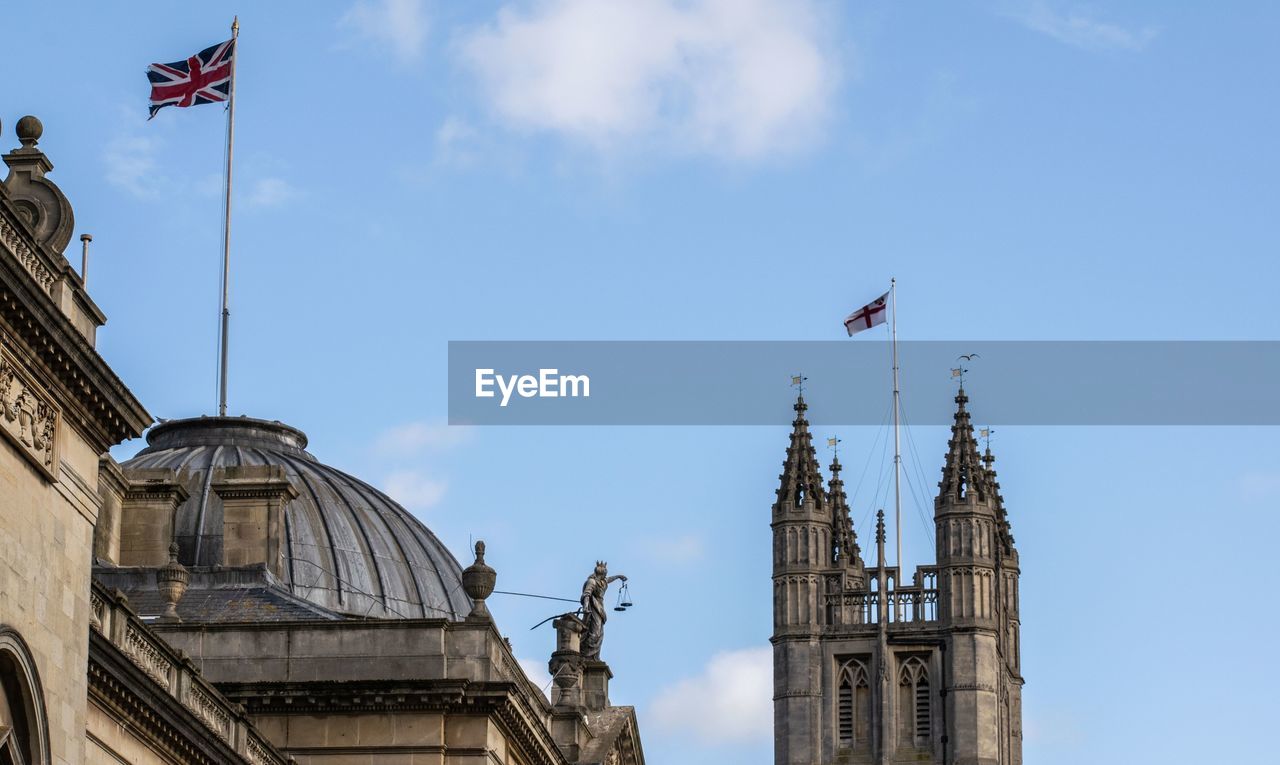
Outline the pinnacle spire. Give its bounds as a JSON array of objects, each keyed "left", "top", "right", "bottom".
[
  {"left": 937, "top": 386, "right": 991, "bottom": 504},
  {"left": 874, "top": 509, "right": 886, "bottom": 568},
  {"left": 775, "top": 393, "right": 827, "bottom": 511},
  {"left": 982, "top": 441, "right": 1016, "bottom": 553},
  {"left": 828, "top": 452, "right": 861, "bottom": 567}
]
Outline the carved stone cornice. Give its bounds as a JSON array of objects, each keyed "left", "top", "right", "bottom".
[
  {"left": 123, "top": 472, "right": 191, "bottom": 506},
  {"left": 0, "top": 341, "right": 59, "bottom": 479},
  {"left": 221, "top": 679, "right": 569, "bottom": 765},
  {"left": 0, "top": 281, "right": 149, "bottom": 453},
  {"left": 98, "top": 455, "right": 128, "bottom": 497},
  {"left": 0, "top": 183, "right": 148, "bottom": 454},
  {"left": 210, "top": 469, "right": 298, "bottom": 502}
]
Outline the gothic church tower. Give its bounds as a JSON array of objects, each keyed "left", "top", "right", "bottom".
[{"left": 771, "top": 388, "right": 1022, "bottom": 765}]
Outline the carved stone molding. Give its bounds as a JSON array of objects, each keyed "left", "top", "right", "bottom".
[
  {"left": 123, "top": 624, "right": 173, "bottom": 691},
  {"left": 90, "top": 590, "right": 105, "bottom": 631},
  {"left": 245, "top": 736, "right": 272, "bottom": 765},
  {"left": 0, "top": 342, "right": 58, "bottom": 480},
  {"left": 0, "top": 214, "right": 55, "bottom": 295},
  {"left": 186, "top": 683, "right": 232, "bottom": 741}
]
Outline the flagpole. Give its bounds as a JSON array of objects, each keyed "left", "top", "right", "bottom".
[
  {"left": 218, "top": 17, "right": 239, "bottom": 416},
  {"left": 890, "top": 278, "right": 903, "bottom": 594}
]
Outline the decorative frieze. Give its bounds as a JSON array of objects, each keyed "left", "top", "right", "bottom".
[{"left": 0, "top": 343, "right": 59, "bottom": 479}]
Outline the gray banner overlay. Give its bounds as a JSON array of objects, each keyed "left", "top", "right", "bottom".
[{"left": 447, "top": 341, "right": 1280, "bottom": 425}]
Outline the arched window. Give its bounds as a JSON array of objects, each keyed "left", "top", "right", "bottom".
[
  {"left": 898, "top": 656, "right": 931, "bottom": 748},
  {"left": 836, "top": 659, "right": 870, "bottom": 749},
  {"left": 0, "top": 629, "right": 48, "bottom": 765}
]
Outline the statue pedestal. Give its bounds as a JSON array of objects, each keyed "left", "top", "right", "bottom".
[{"left": 581, "top": 659, "right": 612, "bottom": 712}]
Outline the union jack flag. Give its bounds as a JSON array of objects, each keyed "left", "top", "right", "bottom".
[{"left": 147, "top": 39, "right": 235, "bottom": 119}]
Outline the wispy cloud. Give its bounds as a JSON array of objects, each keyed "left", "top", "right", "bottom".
[
  {"left": 382, "top": 469, "right": 448, "bottom": 510},
  {"left": 103, "top": 135, "right": 168, "bottom": 199},
  {"left": 243, "top": 177, "right": 299, "bottom": 209},
  {"left": 649, "top": 646, "right": 772, "bottom": 744},
  {"left": 1008, "top": 1, "right": 1157, "bottom": 52},
  {"left": 457, "top": 0, "right": 840, "bottom": 160},
  {"left": 434, "top": 116, "right": 480, "bottom": 166},
  {"left": 375, "top": 421, "right": 475, "bottom": 456},
  {"left": 340, "top": 0, "right": 430, "bottom": 64}
]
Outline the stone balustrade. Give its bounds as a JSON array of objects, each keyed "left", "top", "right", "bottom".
[
  {"left": 825, "top": 566, "right": 940, "bottom": 629},
  {"left": 89, "top": 582, "right": 290, "bottom": 765}
]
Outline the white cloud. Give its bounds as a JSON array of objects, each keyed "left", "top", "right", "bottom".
[
  {"left": 1009, "top": 1, "right": 1157, "bottom": 52},
  {"left": 649, "top": 646, "right": 772, "bottom": 744},
  {"left": 383, "top": 469, "right": 448, "bottom": 510},
  {"left": 103, "top": 135, "right": 166, "bottom": 198},
  {"left": 375, "top": 421, "right": 475, "bottom": 455},
  {"left": 340, "top": 0, "right": 430, "bottom": 64},
  {"left": 457, "top": 0, "right": 839, "bottom": 160},
  {"left": 243, "top": 177, "right": 299, "bottom": 209}
]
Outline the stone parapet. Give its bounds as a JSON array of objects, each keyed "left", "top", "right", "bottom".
[{"left": 89, "top": 581, "right": 289, "bottom": 765}]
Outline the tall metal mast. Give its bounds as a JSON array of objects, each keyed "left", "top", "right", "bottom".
[
  {"left": 890, "top": 278, "right": 903, "bottom": 580},
  {"left": 217, "top": 16, "right": 239, "bottom": 416}
]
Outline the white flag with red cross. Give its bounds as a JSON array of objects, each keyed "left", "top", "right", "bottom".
[{"left": 843, "top": 292, "right": 889, "bottom": 336}]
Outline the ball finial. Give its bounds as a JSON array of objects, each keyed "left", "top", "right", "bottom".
[{"left": 15, "top": 115, "right": 43, "bottom": 148}]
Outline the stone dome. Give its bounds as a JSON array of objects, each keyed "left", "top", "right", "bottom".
[{"left": 122, "top": 416, "right": 472, "bottom": 620}]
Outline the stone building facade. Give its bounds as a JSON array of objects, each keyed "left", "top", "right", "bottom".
[
  {"left": 0, "top": 113, "right": 644, "bottom": 765},
  {"left": 771, "top": 392, "right": 1023, "bottom": 765}
]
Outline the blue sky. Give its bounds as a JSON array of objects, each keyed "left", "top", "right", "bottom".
[{"left": 5, "top": 1, "right": 1280, "bottom": 763}]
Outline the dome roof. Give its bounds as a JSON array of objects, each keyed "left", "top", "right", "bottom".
[{"left": 122, "top": 416, "right": 472, "bottom": 621}]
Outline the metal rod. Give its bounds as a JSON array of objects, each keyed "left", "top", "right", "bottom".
[
  {"left": 492, "top": 589, "right": 580, "bottom": 604},
  {"left": 218, "top": 17, "right": 239, "bottom": 417},
  {"left": 79, "top": 234, "right": 92, "bottom": 286},
  {"left": 890, "top": 278, "right": 903, "bottom": 583}
]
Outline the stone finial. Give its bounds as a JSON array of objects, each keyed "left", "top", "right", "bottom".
[
  {"left": 15, "top": 116, "right": 42, "bottom": 149},
  {"left": 156, "top": 542, "right": 189, "bottom": 622},
  {"left": 461, "top": 540, "right": 497, "bottom": 621},
  {"left": 4, "top": 114, "right": 73, "bottom": 253}
]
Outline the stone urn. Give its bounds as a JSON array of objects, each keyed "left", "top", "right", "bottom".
[
  {"left": 155, "top": 542, "right": 189, "bottom": 622},
  {"left": 461, "top": 540, "right": 497, "bottom": 620}
]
